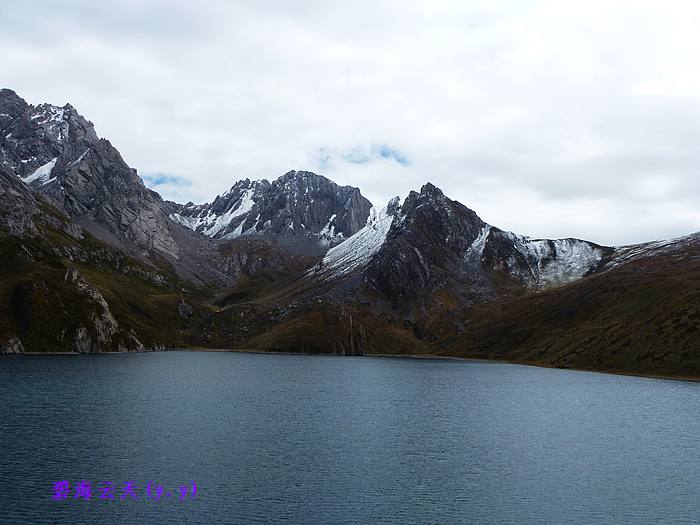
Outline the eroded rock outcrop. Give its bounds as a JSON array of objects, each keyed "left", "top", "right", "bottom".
[
  {"left": 64, "top": 268, "right": 144, "bottom": 353},
  {"left": 1, "top": 336, "right": 25, "bottom": 354}
]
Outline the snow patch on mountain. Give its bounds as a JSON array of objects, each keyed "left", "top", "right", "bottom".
[
  {"left": 168, "top": 171, "right": 372, "bottom": 246},
  {"left": 211, "top": 189, "right": 254, "bottom": 238},
  {"left": 30, "top": 105, "right": 69, "bottom": 142},
  {"left": 311, "top": 203, "right": 395, "bottom": 280},
  {"left": 170, "top": 188, "right": 255, "bottom": 238},
  {"left": 22, "top": 158, "right": 58, "bottom": 186},
  {"left": 465, "top": 225, "right": 492, "bottom": 266},
  {"left": 318, "top": 213, "right": 345, "bottom": 246},
  {"left": 69, "top": 148, "right": 90, "bottom": 166},
  {"left": 504, "top": 232, "right": 604, "bottom": 287},
  {"left": 605, "top": 234, "right": 698, "bottom": 268}
]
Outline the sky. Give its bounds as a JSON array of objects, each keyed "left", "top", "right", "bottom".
[{"left": 2, "top": 0, "right": 699, "bottom": 245}]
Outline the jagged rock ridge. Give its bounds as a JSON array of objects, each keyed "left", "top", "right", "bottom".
[
  {"left": 168, "top": 170, "right": 372, "bottom": 252},
  {"left": 0, "top": 88, "right": 179, "bottom": 257},
  {"left": 310, "top": 183, "right": 611, "bottom": 308}
]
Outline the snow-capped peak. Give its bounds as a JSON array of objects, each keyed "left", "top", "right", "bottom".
[{"left": 168, "top": 170, "right": 373, "bottom": 246}]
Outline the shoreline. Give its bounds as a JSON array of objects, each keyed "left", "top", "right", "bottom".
[
  {"left": 10, "top": 347, "right": 699, "bottom": 383},
  {"left": 367, "top": 352, "right": 700, "bottom": 383}
]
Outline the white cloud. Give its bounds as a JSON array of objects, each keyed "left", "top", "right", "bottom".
[{"left": 2, "top": 0, "right": 699, "bottom": 244}]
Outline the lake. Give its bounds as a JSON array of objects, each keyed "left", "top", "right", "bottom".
[{"left": 1, "top": 352, "right": 699, "bottom": 524}]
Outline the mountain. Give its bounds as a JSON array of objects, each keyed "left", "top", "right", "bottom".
[
  {"left": 199, "top": 184, "right": 699, "bottom": 377},
  {"left": 443, "top": 232, "right": 700, "bottom": 378},
  {"left": 167, "top": 170, "right": 373, "bottom": 253},
  {"left": 0, "top": 89, "right": 325, "bottom": 287},
  {"left": 0, "top": 88, "right": 180, "bottom": 258},
  {"left": 0, "top": 164, "right": 181, "bottom": 354},
  {"left": 0, "top": 88, "right": 697, "bottom": 379},
  {"left": 312, "top": 183, "right": 609, "bottom": 306}
]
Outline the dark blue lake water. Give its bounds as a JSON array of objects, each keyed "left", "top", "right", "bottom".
[{"left": 1, "top": 352, "right": 698, "bottom": 524}]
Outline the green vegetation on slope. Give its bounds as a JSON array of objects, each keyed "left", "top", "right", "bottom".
[
  {"left": 443, "top": 246, "right": 700, "bottom": 378},
  {"left": 0, "top": 224, "right": 212, "bottom": 352}
]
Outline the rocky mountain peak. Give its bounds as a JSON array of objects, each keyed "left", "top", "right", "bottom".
[
  {"left": 308, "top": 182, "right": 614, "bottom": 310},
  {"left": 0, "top": 89, "right": 29, "bottom": 118},
  {"left": 386, "top": 195, "right": 401, "bottom": 216},
  {"left": 362, "top": 185, "right": 489, "bottom": 305},
  {"left": 278, "top": 169, "right": 310, "bottom": 183},
  {"left": 397, "top": 183, "right": 485, "bottom": 236},
  {"left": 273, "top": 170, "right": 363, "bottom": 200},
  {"left": 169, "top": 169, "right": 373, "bottom": 252},
  {"left": 0, "top": 90, "right": 179, "bottom": 258},
  {"left": 419, "top": 182, "right": 444, "bottom": 197}
]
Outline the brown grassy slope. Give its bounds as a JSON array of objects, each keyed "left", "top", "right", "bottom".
[
  {"left": 442, "top": 243, "right": 700, "bottom": 378},
  {"left": 0, "top": 226, "right": 212, "bottom": 352},
  {"left": 194, "top": 236, "right": 700, "bottom": 380}
]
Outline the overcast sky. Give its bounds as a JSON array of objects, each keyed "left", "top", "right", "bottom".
[{"left": 2, "top": 0, "right": 699, "bottom": 245}]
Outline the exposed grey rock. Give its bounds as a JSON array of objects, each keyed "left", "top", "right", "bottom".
[
  {"left": 332, "top": 311, "right": 366, "bottom": 356},
  {"left": 1, "top": 90, "right": 372, "bottom": 287},
  {"left": 177, "top": 298, "right": 193, "bottom": 319},
  {"left": 168, "top": 170, "right": 372, "bottom": 252},
  {"left": 119, "top": 330, "right": 146, "bottom": 353},
  {"left": 73, "top": 326, "right": 92, "bottom": 354},
  {"left": 0, "top": 167, "right": 40, "bottom": 236},
  {"left": 363, "top": 183, "right": 489, "bottom": 306},
  {"left": 0, "top": 89, "right": 179, "bottom": 258},
  {"left": 1, "top": 336, "right": 25, "bottom": 354},
  {"left": 64, "top": 268, "right": 142, "bottom": 353},
  {"left": 310, "top": 182, "right": 612, "bottom": 310}
]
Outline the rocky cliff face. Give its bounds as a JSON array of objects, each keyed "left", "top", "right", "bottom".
[
  {"left": 63, "top": 268, "right": 146, "bottom": 353},
  {"left": 310, "top": 182, "right": 610, "bottom": 309},
  {"left": 0, "top": 89, "right": 179, "bottom": 258},
  {"left": 0, "top": 166, "right": 85, "bottom": 241},
  {"left": 0, "top": 149, "right": 181, "bottom": 354},
  {"left": 0, "top": 166, "right": 43, "bottom": 237},
  {"left": 363, "top": 183, "right": 489, "bottom": 306},
  {"left": 168, "top": 170, "right": 372, "bottom": 252}
]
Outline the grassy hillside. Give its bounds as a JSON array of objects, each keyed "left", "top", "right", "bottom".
[
  {"left": 2, "top": 170, "right": 697, "bottom": 379},
  {"left": 188, "top": 236, "right": 700, "bottom": 379},
  {"left": 0, "top": 225, "right": 211, "bottom": 352},
  {"left": 443, "top": 244, "right": 700, "bottom": 379}
]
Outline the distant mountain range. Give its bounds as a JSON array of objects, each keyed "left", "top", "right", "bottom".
[
  {"left": 1, "top": 88, "right": 698, "bottom": 379},
  {"left": 167, "top": 171, "right": 372, "bottom": 253}
]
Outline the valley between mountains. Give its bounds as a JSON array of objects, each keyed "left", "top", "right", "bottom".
[{"left": 1, "top": 88, "right": 698, "bottom": 379}]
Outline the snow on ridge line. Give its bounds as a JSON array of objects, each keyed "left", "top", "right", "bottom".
[
  {"left": 606, "top": 234, "right": 697, "bottom": 268},
  {"left": 170, "top": 189, "right": 257, "bottom": 238},
  {"left": 22, "top": 158, "right": 58, "bottom": 186},
  {"left": 204, "top": 188, "right": 255, "bottom": 237},
  {"left": 530, "top": 238, "right": 604, "bottom": 285},
  {"left": 500, "top": 231, "right": 604, "bottom": 287}
]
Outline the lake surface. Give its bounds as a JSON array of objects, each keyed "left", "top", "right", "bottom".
[{"left": 1, "top": 352, "right": 699, "bottom": 524}]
